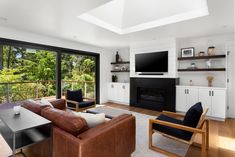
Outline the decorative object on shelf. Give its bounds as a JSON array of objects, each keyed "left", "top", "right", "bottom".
[
  {"left": 189, "top": 80, "right": 193, "bottom": 86},
  {"left": 207, "top": 76, "right": 214, "bottom": 87},
  {"left": 207, "top": 46, "right": 215, "bottom": 56},
  {"left": 121, "top": 66, "right": 127, "bottom": 71},
  {"left": 115, "top": 51, "right": 120, "bottom": 63},
  {"left": 112, "top": 75, "right": 118, "bottom": 82},
  {"left": 181, "top": 47, "right": 195, "bottom": 58},
  {"left": 198, "top": 51, "right": 205, "bottom": 56},
  {"left": 188, "top": 62, "right": 197, "bottom": 69},
  {"left": 13, "top": 105, "right": 21, "bottom": 115},
  {"left": 114, "top": 65, "right": 120, "bottom": 71},
  {"left": 206, "top": 59, "right": 212, "bottom": 68},
  {"left": 118, "top": 56, "right": 122, "bottom": 62}
]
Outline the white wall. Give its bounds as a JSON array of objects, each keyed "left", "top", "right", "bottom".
[
  {"left": 177, "top": 34, "right": 233, "bottom": 87},
  {"left": 0, "top": 26, "right": 112, "bottom": 104},
  {"left": 129, "top": 38, "right": 177, "bottom": 78}
]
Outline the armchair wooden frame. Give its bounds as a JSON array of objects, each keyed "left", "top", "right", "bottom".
[
  {"left": 149, "top": 108, "right": 209, "bottom": 157},
  {"left": 66, "top": 95, "right": 96, "bottom": 112}
]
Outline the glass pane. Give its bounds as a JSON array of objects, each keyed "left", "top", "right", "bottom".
[
  {"left": 61, "top": 53, "right": 96, "bottom": 99},
  {"left": 0, "top": 45, "right": 56, "bottom": 103}
]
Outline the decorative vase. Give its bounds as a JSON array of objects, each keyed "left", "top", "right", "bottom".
[
  {"left": 115, "top": 51, "right": 119, "bottom": 63},
  {"left": 207, "top": 46, "right": 215, "bottom": 56},
  {"left": 207, "top": 76, "right": 214, "bottom": 87}
]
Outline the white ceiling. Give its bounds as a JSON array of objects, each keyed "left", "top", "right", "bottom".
[
  {"left": 79, "top": 0, "right": 209, "bottom": 34},
  {"left": 0, "top": 0, "right": 234, "bottom": 48}
]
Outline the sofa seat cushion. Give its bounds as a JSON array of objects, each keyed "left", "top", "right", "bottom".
[
  {"left": 79, "top": 101, "right": 95, "bottom": 108},
  {"left": 22, "top": 100, "right": 52, "bottom": 115},
  {"left": 41, "top": 108, "right": 88, "bottom": 136},
  {"left": 152, "top": 114, "right": 192, "bottom": 141}
]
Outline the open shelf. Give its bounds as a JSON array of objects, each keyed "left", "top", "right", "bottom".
[
  {"left": 178, "top": 68, "right": 226, "bottom": 72},
  {"left": 111, "top": 61, "right": 130, "bottom": 64},
  {"left": 111, "top": 70, "right": 130, "bottom": 72},
  {"left": 178, "top": 55, "right": 226, "bottom": 60}
]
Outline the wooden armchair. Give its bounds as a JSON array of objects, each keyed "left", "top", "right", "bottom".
[
  {"left": 149, "top": 102, "right": 209, "bottom": 157},
  {"left": 65, "top": 89, "right": 96, "bottom": 112}
]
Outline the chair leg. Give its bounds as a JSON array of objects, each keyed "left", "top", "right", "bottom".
[
  {"left": 201, "top": 132, "right": 206, "bottom": 157},
  {"left": 205, "top": 120, "right": 209, "bottom": 150},
  {"left": 148, "top": 121, "right": 153, "bottom": 149}
]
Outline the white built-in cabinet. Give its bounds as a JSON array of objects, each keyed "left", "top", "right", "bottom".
[
  {"left": 107, "top": 83, "right": 130, "bottom": 104},
  {"left": 176, "top": 86, "right": 226, "bottom": 119}
]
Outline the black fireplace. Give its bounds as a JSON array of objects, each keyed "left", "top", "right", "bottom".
[{"left": 130, "top": 78, "right": 179, "bottom": 112}]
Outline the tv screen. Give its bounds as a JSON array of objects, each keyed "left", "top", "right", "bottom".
[{"left": 135, "top": 51, "right": 168, "bottom": 73}]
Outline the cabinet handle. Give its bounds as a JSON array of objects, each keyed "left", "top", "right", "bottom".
[
  {"left": 122, "top": 85, "right": 125, "bottom": 89},
  {"left": 209, "top": 91, "right": 211, "bottom": 96},
  {"left": 185, "top": 89, "right": 186, "bottom": 94},
  {"left": 187, "top": 89, "right": 189, "bottom": 94},
  {"left": 111, "top": 84, "right": 114, "bottom": 88},
  {"left": 212, "top": 91, "right": 214, "bottom": 96}
]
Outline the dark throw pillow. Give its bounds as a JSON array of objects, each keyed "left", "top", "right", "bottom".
[
  {"left": 67, "top": 89, "right": 83, "bottom": 102},
  {"left": 183, "top": 102, "right": 203, "bottom": 128}
]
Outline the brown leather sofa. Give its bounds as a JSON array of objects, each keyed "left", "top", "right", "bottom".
[{"left": 22, "top": 99, "right": 136, "bottom": 157}]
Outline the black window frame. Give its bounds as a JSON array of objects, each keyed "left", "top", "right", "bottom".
[{"left": 0, "top": 38, "right": 100, "bottom": 104}]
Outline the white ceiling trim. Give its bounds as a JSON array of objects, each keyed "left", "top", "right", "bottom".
[{"left": 79, "top": 7, "right": 209, "bottom": 35}]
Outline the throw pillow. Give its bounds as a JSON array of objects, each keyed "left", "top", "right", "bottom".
[{"left": 73, "top": 112, "right": 106, "bottom": 128}]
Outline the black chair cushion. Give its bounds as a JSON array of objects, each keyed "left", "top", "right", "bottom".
[
  {"left": 183, "top": 102, "right": 203, "bottom": 128},
  {"left": 79, "top": 101, "right": 95, "bottom": 108},
  {"left": 153, "top": 114, "right": 192, "bottom": 141},
  {"left": 67, "top": 89, "right": 83, "bottom": 102}
]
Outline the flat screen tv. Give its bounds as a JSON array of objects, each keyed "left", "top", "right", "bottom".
[{"left": 135, "top": 51, "right": 168, "bottom": 73}]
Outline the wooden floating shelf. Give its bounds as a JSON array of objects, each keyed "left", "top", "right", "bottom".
[
  {"left": 178, "top": 68, "right": 226, "bottom": 72},
  {"left": 111, "top": 61, "right": 130, "bottom": 64},
  {"left": 111, "top": 70, "right": 130, "bottom": 72},
  {"left": 178, "top": 55, "right": 226, "bottom": 60}
]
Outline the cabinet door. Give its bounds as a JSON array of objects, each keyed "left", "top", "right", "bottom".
[
  {"left": 186, "top": 88, "right": 199, "bottom": 110},
  {"left": 211, "top": 89, "right": 226, "bottom": 118},
  {"left": 122, "top": 84, "right": 130, "bottom": 104},
  {"left": 116, "top": 83, "right": 123, "bottom": 102},
  {"left": 176, "top": 87, "right": 187, "bottom": 112},
  {"left": 198, "top": 89, "right": 212, "bottom": 116},
  {"left": 108, "top": 83, "right": 116, "bottom": 101}
]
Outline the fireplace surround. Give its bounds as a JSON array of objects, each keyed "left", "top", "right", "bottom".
[{"left": 130, "top": 77, "right": 179, "bottom": 112}]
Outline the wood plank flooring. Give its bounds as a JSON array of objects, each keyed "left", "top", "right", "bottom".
[{"left": 0, "top": 102, "right": 234, "bottom": 157}]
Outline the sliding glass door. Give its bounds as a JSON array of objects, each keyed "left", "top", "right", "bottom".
[
  {"left": 61, "top": 53, "right": 96, "bottom": 99},
  {"left": 0, "top": 45, "right": 56, "bottom": 103}
]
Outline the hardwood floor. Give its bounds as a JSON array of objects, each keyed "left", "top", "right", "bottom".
[
  {"left": 1, "top": 102, "right": 234, "bottom": 157},
  {"left": 104, "top": 102, "right": 235, "bottom": 157}
]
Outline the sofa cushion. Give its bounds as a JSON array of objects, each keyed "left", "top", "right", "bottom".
[
  {"left": 183, "top": 102, "right": 203, "bottom": 128},
  {"left": 67, "top": 89, "right": 83, "bottom": 102},
  {"left": 73, "top": 112, "right": 105, "bottom": 128},
  {"left": 79, "top": 101, "right": 95, "bottom": 108},
  {"left": 49, "top": 99, "right": 66, "bottom": 110},
  {"left": 41, "top": 108, "right": 88, "bottom": 136},
  {"left": 22, "top": 100, "right": 52, "bottom": 115}
]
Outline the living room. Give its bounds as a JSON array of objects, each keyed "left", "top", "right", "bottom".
[{"left": 0, "top": 0, "right": 234, "bottom": 157}]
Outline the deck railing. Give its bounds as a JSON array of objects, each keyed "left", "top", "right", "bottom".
[{"left": 0, "top": 80, "right": 95, "bottom": 103}]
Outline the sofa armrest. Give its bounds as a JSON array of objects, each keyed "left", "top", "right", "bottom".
[
  {"left": 49, "top": 99, "right": 66, "bottom": 110},
  {"left": 77, "top": 114, "right": 136, "bottom": 157}
]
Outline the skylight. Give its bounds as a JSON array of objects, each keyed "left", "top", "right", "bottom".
[{"left": 78, "top": 0, "right": 209, "bottom": 35}]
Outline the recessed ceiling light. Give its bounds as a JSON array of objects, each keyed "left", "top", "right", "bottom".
[{"left": 0, "top": 17, "right": 8, "bottom": 22}]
